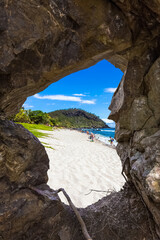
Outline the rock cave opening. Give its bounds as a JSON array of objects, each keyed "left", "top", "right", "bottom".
[
  {"left": 1, "top": 0, "right": 160, "bottom": 239},
  {"left": 23, "top": 59, "right": 125, "bottom": 208}
]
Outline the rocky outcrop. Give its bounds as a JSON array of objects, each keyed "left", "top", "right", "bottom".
[
  {"left": 0, "top": 0, "right": 160, "bottom": 239},
  {"left": 0, "top": 0, "right": 132, "bottom": 117},
  {"left": 0, "top": 120, "right": 49, "bottom": 185},
  {"left": 109, "top": 35, "right": 160, "bottom": 238},
  {"left": 0, "top": 119, "right": 63, "bottom": 239}
]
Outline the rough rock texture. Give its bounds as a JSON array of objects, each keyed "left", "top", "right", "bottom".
[
  {"left": 0, "top": 0, "right": 132, "bottom": 117},
  {"left": 13, "top": 184, "right": 157, "bottom": 240},
  {"left": 0, "top": 0, "right": 160, "bottom": 239},
  {"left": 0, "top": 120, "right": 49, "bottom": 185}
]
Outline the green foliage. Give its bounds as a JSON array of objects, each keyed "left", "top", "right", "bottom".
[
  {"left": 49, "top": 108, "right": 109, "bottom": 128},
  {"left": 19, "top": 123, "right": 53, "bottom": 131},
  {"left": 14, "top": 108, "right": 30, "bottom": 123},
  {"left": 41, "top": 142, "right": 55, "bottom": 150},
  {"left": 18, "top": 123, "right": 52, "bottom": 138},
  {"left": 45, "top": 146, "right": 55, "bottom": 150},
  {"left": 28, "top": 130, "right": 49, "bottom": 138},
  {"left": 50, "top": 117, "right": 59, "bottom": 126},
  {"left": 28, "top": 110, "right": 51, "bottom": 125},
  {"left": 12, "top": 109, "right": 58, "bottom": 126},
  {"left": 12, "top": 108, "right": 109, "bottom": 130}
]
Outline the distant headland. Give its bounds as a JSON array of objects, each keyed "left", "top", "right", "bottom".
[{"left": 49, "top": 108, "right": 110, "bottom": 129}]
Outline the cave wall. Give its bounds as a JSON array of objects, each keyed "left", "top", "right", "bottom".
[{"left": 0, "top": 0, "right": 160, "bottom": 239}]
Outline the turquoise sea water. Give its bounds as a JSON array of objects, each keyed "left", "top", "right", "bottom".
[{"left": 82, "top": 128, "right": 116, "bottom": 145}]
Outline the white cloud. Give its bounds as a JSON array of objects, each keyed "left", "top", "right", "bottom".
[
  {"left": 34, "top": 94, "right": 96, "bottom": 105},
  {"left": 73, "top": 93, "right": 86, "bottom": 97},
  {"left": 104, "top": 88, "right": 117, "bottom": 93},
  {"left": 23, "top": 104, "right": 33, "bottom": 108},
  {"left": 34, "top": 94, "right": 81, "bottom": 102},
  {"left": 81, "top": 100, "right": 95, "bottom": 104},
  {"left": 102, "top": 119, "right": 114, "bottom": 124},
  {"left": 102, "top": 118, "right": 115, "bottom": 127}
]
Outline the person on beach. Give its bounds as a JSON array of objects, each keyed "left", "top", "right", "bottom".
[
  {"left": 109, "top": 136, "right": 114, "bottom": 145},
  {"left": 90, "top": 132, "right": 95, "bottom": 142}
]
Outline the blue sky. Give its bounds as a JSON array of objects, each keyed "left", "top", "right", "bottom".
[{"left": 23, "top": 60, "right": 123, "bottom": 127}]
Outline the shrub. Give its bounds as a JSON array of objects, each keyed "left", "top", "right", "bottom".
[{"left": 14, "top": 108, "right": 30, "bottom": 123}]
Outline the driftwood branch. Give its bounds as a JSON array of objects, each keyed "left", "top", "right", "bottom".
[
  {"left": 29, "top": 186, "right": 93, "bottom": 240},
  {"left": 85, "top": 189, "right": 108, "bottom": 196},
  {"left": 55, "top": 188, "right": 93, "bottom": 240}
]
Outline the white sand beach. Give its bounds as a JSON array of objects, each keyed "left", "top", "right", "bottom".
[{"left": 39, "top": 129, "right": 125, "bottom": 208}]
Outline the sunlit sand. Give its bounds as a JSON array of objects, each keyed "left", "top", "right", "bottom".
[{"left": 39, "top": 129, "right": 125, "bottom": 208}]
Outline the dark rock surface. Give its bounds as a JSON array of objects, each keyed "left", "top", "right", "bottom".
[
  {"left": 0, "top": 0, "right": 132, "bottom": 117},
  {"left": 0, "top": 0, "right": 160, "bottom": 239},
  {"left": 0, "top": 120, "right": 49, "bottom": 185}
]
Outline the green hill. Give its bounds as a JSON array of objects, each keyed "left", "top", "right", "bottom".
[{"left": 48, "top": 108, "right": 109, "bottom": 128}]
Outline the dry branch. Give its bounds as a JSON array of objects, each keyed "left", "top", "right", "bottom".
[
  {"left": 56, "top": 188, "right": 93, "bottom": 240},
  {"left": 85, "top": 189, "right": 108, "bottom": 196},
  {"left": 29, "top": 186, "right": 93, "bottom": 240}
]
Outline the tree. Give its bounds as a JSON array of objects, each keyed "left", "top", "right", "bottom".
[
  {"left": 14, "top": 108, "right": 30, "bottom": 123},
  {"left": 28, "top": 110, "right": 48, "bottom": 124}
]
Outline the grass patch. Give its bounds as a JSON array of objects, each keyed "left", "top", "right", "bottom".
[
  {"left": 40, "top": 142, "right": 55, "bottom": 150},
  {"left": 18, "top": 123, "right": 53, "bottom": 131},
  {"left": 45, "top": 146, "right": 55, "bottom": 150},
  {"left": 41, "top": 142, "right": 48, "bottom": 145},
  {"left": 17, "top": 123, "right": 53, "bottom": 138},
  {"left": 29, "top": 130, "right": 49, "bottom": 138},
  {"left": 17, "top": 123, "right": 55, "bottom": 149}
]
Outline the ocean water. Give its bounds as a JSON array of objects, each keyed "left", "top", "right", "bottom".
[{"left": 82, "top": 128, "right": 117, "bottom": 146}]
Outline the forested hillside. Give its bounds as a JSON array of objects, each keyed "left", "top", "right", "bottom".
[{"left": 49, "top": 108, "right": 109, "bottom": 128}]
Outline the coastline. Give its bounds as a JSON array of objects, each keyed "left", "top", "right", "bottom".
[
  {"left": 38, "top": 128, "right": 125, "bottom": 208},
  {"left": 70, "top": 127, "right": 117, "bottom": 148},
  {"left": 78, "top": 129, "right": 116, "bottom": 149}
]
